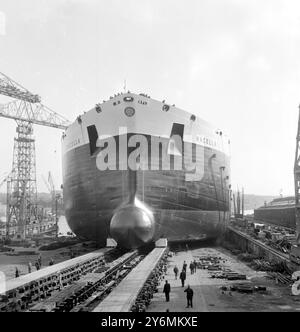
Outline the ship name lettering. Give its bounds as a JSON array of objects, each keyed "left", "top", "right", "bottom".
[{"left": 197, "top": 135, "right": 217, "bottom": 147}]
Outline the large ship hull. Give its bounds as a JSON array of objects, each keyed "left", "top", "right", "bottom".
[
  {"left": 62, "top": 93, "right": 231, "bottom": 248},
  {"left": 254, "top": 197, "right": 296, "bottom": 229}
]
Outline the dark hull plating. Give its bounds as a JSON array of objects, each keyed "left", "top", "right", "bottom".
[
  {"left": 63, "top": 134, "right": 230, "bottom": 246},
  {"left": 254, "top": 206, "right": 296, "bottom": 229}
]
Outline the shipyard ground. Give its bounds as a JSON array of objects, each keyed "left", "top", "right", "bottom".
[
  {"left": 147, "top": 247, "right": 300, "bottom": 312},
  {"left": 1, "top": 237, "right": 299, "bottom": 312},
  {"left": 0, "top": 240, "right": 97, "bottom": 280}
]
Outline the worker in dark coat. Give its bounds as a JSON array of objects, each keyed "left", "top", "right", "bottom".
[
  {"left": 15, "top": 267, "right": 20, "bottom": 278},
  {"left": 193, "top": 260, "right": 197, "bottom": 272},
  {"left": 28, "top": 262, "right": 32, "bottom": 274},
  {"left": 163, "top": 280, "right": 171, "bottom": 302},
  {"left": 189, "top": 262, "right": 194, "bottom": 275},
  {"left": 173, "top": 265, "right": 179, "bottom": 279},
  {"left": 179, "top": 270, "right": 186, "bottom": 287},
  {"left": 37, "top": 254, "right": 42, "bottom": 267},
  {"left": 184, "top": 285, "right": 194, "bottom": 308},
  {"left": 35, "top": 261, "right": 40, "bottom": 271},
  {"left": 182, "top": 261, "right": 187, "bottom": 273}
]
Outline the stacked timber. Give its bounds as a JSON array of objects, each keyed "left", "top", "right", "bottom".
[
  {"left": 229, "top": 284, "right": 267, "bottom": 294},
  {"left": 210, "top": 271, "right": 247, "bottom": 281},
  {"left": 195, "top": 256, "right": 224, "bottom": 270}
]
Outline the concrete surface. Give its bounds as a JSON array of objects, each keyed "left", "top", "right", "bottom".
[{"left": 147, "top": 247, "right": 300, "bottom": 312}]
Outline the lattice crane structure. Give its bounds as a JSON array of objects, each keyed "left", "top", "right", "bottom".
[{"left": 0, "top": 72, "right": 70, "bottom": 240}]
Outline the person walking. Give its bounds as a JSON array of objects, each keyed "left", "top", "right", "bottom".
[
  {"left": 193, "top": 260, "right": 197, "bottom": 273},
  {"left": 180, "top": 270, "right": 186, "bottom": 287},
  {"left": 35, "top": 261, "right": 40, "bottom": 271},
  {"left": 49, "top": 258, "right": 54, "bottom": 266},
  {"left": 173, "top": 265, "right": 179, "bottom": 280},
  {"left": 189, "top": 262, "right": 194, "bottom": 275},
  {"left": 28, "top": 261, "right": 32, "bottom": 274},
  {"left": 183, "top": 261, "right": 187, "bottom": 273},
  {"left": 184, "top": 285, "right": 194, "bottom": 308},
  {"left": 163, "top": 280, "right": 171, "bottom": 302},
  {"left": 15, "top": 267, "right": 20, "bottom": 278}
]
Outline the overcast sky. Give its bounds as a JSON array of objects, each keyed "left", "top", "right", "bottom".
[{"left": 0, "top": 0, "right": 300, "bottom": 196}]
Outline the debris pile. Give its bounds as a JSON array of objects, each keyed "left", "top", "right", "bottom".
[
  {"left": 195, "top": 255, "right": 247, "bottom": 281},
  {"left": 251, "top": 259, "right": 292, "bottom": 274},
  {"left": 230, "top": 218, "right": 296, "bottom": 256},
  {"left": 195, "top": 256, "right": 223, "bottom": 270},
  {"left": 267, "top": 238, "right": 292, "bottom": 254},
  {"left": 267, "top": 272, "right": 293, "bottom": 285},
  {"left": 211, "top": 271, "right": 247, "bottom": 281},
  {"left": 251, "top": 259, "right": 275, "bottom": 271},
  {"left": 224, "top": 283, "right": 267, "bottom": 294}
]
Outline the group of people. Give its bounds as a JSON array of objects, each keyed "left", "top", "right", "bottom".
[
  {"left": 189, "top": 260, "right": 197, "bottom": 275},
  {"left": 163, "top": 280, "right": 194, "bottom": 308},
  {"left": 29, "top": 256, "right": 54, "bottom": 272},
  {"left": 173, "top": 260, "right": 197, "bottom": 287},
  {"left": 15, "top": 254, "right": 55, "bottom": 278},
  {"left": 162, "top": 259, "right": 197, "bottom": 308},
  {"left": 34, "top": 254, "right": 42, "bottom": 271},
  {"left": 173, "top": 261, "right": 186, "bottom": 286}
]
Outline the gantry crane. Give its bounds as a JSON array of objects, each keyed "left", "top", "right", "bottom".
[
  {"left": 0, "top": 72, "right": 41, "bottom": 103},
  {"left": 0, "top": 71, "right": 70, "bottom": 240}
]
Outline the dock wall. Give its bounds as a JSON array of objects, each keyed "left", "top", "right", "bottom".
[{"left": 224, "top": 226, "right": 298, "bottom": 272}]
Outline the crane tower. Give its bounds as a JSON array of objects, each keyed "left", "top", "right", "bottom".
[{"left": 0, "top": 72, "right": 70, "bottom": 240}]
